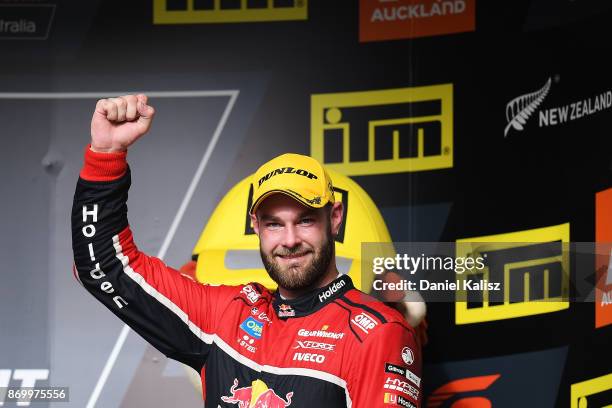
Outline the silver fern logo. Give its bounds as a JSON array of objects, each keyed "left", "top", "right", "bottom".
[{"left": 504, "top": 78, "right": 552, "bottom": 137}]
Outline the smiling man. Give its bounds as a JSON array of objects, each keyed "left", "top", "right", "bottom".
[
  {"left": 71, "top": 94, "right": 422, "bottom": 407},
  {"left": 250, "top": 154, "right": 341, "bottom": 300}
]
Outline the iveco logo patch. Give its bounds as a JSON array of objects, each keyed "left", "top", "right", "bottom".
[{"left": 293, "top": 352, "right": 325, "bottom": 364}]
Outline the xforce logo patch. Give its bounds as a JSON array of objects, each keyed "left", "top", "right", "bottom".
[
  {"left": 293, "top": 340, "right": 335, "bottom": 352},
  {"left": 311, "top": 84, "right": 453, "bottom": 176}
]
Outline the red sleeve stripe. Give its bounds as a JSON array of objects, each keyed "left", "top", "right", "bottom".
[
  {"left": 79, "top": 145, "right": 128, "bottom": 181},
  {"left": 112, "top": 227, "right": 214, "bottom": 344}
]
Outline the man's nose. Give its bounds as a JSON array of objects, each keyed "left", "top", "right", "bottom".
[{"left": 281, "top": 224, "right": 302, "bottom": 248}]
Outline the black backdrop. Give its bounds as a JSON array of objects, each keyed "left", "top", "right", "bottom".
[{"left": 1, "top": 0, "right": 611, "bottom": 406}]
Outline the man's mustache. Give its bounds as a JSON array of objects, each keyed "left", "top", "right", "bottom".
[{"left": 273, "top": 246, "right": 312, "bottom": 257}]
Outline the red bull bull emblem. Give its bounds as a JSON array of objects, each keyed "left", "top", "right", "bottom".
[
  {"left": 221, "top": 378, "right": 294, "bottom": 408},
  {"left": 278, "top": 304, "right": 295, "bottom": 318}
]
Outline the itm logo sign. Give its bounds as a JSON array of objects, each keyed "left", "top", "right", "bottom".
[
  {"left": 455, "top": 223, "right": 570, "bottom": 324},
  {"left": 571, "top": 373, "right": 612, "bottom": 408},
  {"left": 311, "top": 84, "right": 453, "bottom": 176},
  {"left": 153, "top": 0, "right": 307, "bottom": 24}
]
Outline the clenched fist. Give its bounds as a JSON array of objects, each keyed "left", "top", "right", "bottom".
[{"left": 90, "top": 94, "right": 155, "bottom": 153}]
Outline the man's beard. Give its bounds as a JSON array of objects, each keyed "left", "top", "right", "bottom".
[{"left": 261, "top": 230, "right": 334, "bottom": 291}]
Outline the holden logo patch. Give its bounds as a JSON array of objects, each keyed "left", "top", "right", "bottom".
[{"left": 401, "top": 347, "right": 414, "bottom": 365}]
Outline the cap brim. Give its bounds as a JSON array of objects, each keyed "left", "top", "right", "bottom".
[{"left": 249, "top": 189, "right": 326, "bottom": 215}]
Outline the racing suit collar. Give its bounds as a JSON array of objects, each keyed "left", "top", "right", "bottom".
[{"left": 273, "top": 274, "right": 353, "bottom": 319}]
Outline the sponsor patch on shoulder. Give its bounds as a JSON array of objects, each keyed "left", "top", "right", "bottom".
[
  {"left": 240, "top": 284, "right": 261, "bottom": 304},
  {"left": 350, "top": 312, "right": 379, "bottom": 334},
  {"left": 239, "top": 317, "right": 264, "bottom": 339},
  {"left": 383, "top": 392, "right": 417, "bottom": 408},
  {"left": 401, "top": 347, "right": 414, "bottom": 365},
  {"left": 385, "top": 362, "right": 421, "bottom": 387}
]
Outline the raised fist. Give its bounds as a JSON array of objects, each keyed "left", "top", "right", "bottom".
[{"left": 90, "top": 94, "right": 155, "bottom": 153}]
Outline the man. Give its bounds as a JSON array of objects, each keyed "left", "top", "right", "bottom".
[{"left": 72, "top": 94, "right": 422, "bottom": 407}]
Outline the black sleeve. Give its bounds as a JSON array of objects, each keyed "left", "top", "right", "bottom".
[{"left": 71, "top": 166, "right": 236, "bottom": 371}]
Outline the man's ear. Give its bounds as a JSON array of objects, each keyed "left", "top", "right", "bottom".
[
  {"left": 330, "top": 201, "right": 343, "bottom": 237},
  {"left": 250, "top": 213, "right": 260, "bottom": 235}
]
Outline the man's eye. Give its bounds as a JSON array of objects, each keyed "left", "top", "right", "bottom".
[
  {"left": 299, "top": 218, "right": 314, "bottom": 225},
  {"left": 266, "top": 222, "right": 281, "bottom": 228}
]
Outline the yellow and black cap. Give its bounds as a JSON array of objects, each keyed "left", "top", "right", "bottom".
[{"left": 249, "top": 153, "right": 335, "bottom": 215}]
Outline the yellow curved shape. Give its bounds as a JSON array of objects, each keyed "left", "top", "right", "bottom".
[{"left": 192, "top": 168, "right": 392, "bottom": 291}]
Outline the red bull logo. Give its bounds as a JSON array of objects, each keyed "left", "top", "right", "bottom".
[
  {"left": 278, "top": 304, "right": 296, "bottom": 318},
  {"left": 221, "top": 378, "right": 294, "bottom": 408}
]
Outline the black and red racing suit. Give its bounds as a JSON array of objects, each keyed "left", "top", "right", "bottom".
[{"left": 71, "top": 147, "right": 422, "bottom": 408}]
